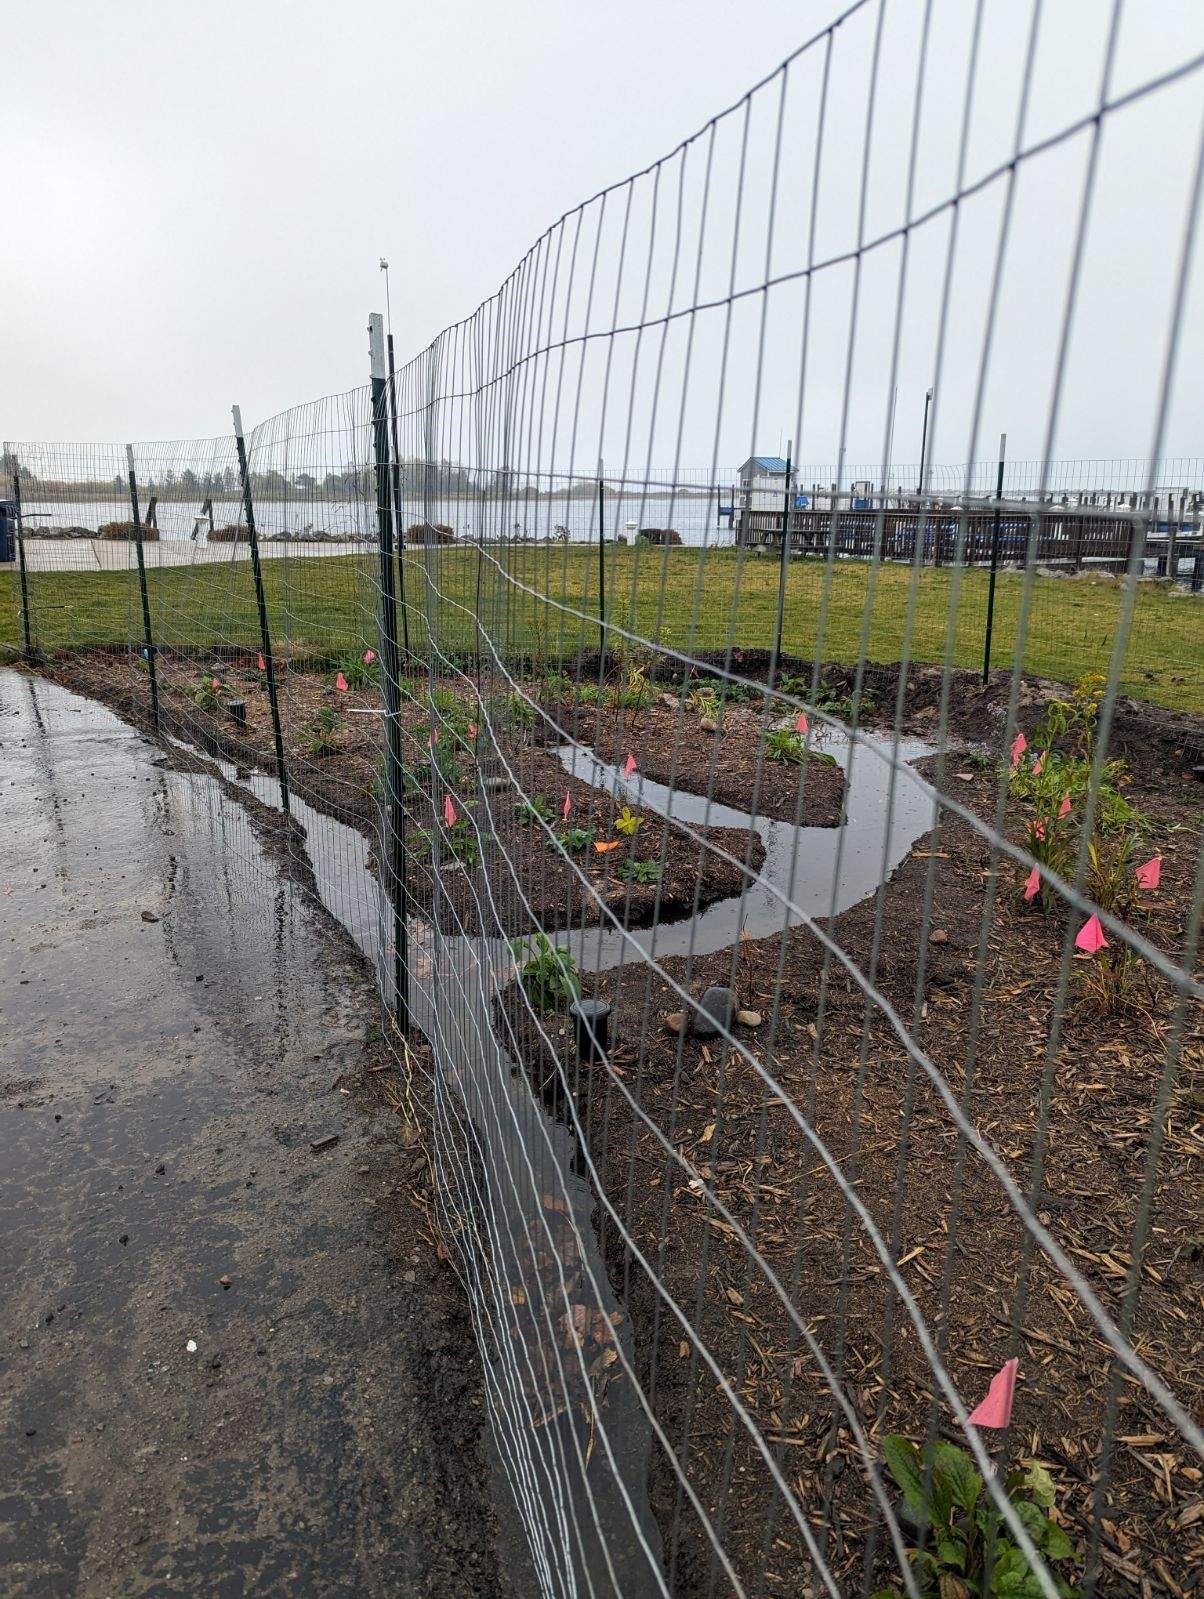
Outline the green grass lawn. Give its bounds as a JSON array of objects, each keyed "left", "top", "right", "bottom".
[{"left": 2, "top": 547, "right": 1201, "bottom": 712}]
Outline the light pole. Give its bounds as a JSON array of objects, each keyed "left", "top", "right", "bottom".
[{"left": 917, "top": 386, "right": 933, "bottom": 506}]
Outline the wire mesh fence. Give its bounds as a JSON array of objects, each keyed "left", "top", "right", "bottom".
[{"left": 3, "top": 4, "right": 1204, "bottom": 1597}]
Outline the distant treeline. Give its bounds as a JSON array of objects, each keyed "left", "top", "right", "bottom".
[{"left": 4, "top": 449, "right": 715, "bottom": 502}]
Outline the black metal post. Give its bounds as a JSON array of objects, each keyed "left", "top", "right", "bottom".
[
  {"left": 126, "top": 446, "right": 160, "bottom": 729},
  {"left": 11, "top": 466, "right": 33, "bottom": 660},
  {"left": 1164, "top": 490, "right": 1179, "bottom": 582},
  {"left": 232, "top": 405, "right": 289, "bottom": 815},
  {"left": 370, "top": 314, "right": 409, "bottom": 1035},
  {"left": 385, "top": 332, "right": 411, "bottom": 663},
  {"left": 982, "top": 432, "right": 1007, "bottom": 686},
  {"left": 917, "top": 387, "right": 933, "bottom": 505},
  {"left": 768, "top": 441, "right": 794, "bottom": 691},
  {"left": 596, "top": 461, "right": 607, "bottom": 668}
]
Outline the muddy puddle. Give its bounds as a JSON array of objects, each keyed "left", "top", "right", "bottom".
[{"left": 124, "top": 683, "right": 934, "bottom": 1599}]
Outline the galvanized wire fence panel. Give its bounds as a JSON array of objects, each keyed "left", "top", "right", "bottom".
[{"left": 3, "top": 4, "right": 1204, "bottom": 1598}]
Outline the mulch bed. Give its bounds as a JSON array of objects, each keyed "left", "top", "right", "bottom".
[
  {"left": 35, "top": 651, "right": 769, "bottom": 938},
  {"left": 542, "top": 691, "right": 847, "bottom": 826},
  {"left": 506, "top": 681, "right": 1204, "bottom": 1597}
]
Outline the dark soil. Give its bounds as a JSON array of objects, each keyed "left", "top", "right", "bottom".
[
  {"left": 42, "top": 651, "right": 766, "bottom": 937},
  {"left": 543, "top": 690, "right": 846, "bottom": 825}
]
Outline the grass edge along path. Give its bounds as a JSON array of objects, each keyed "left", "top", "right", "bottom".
[{"left": 1, "top": 548, "right": 1200, "bottom": 713}]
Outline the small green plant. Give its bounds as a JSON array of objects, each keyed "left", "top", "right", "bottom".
[
  {"left": 812, "top": 680, "right": 877, "bottom": 720},
  {"left": 575, "top": 682, "right": 604, "bottom": 706},
  {"left": 777, "top": 672, "right": 812, "bottom": 697},
  {"left": 441, "top": 814, "right": 479, "bottom": 867},
  {"left": 614, "top": 805, "right": 644, "bottom": 837},
  {"left": 687, "top": 685, "right": 722, "bottom": 722},
  {"left": 547, "top": 827, "right": 596, "bottom": 855},
  {"left": 614, "top": 660, "right": 651, "bottom": 709},
  {"left": 511, "top": 933, "right": 580, "bottom": 1010},
  {"left": 193, "top": 674, "right": 228, "bottom": 710},
  {"left": 304, "top": 705, "right": 339, "bottom": 757},
  {"left": 336, "top": 652, "right": 377, "bottom": 690},
  {"left": 506, "top": 691, "right": 535, "bottom": 728},
  {"left": 517, "top": 795, "right": 553, "bottom": 826},
  {"left": 618, "top": 858, "right": 661, "bottom": 884},
  {"left": 763, "top": 727, "right": 807, "bottom": 764},
  {"left": 875, "top": 1435, "right": 1079, "bottom": 1599},
  {"left": 429, "top": 685, "right": 471, "bottom": 732}
]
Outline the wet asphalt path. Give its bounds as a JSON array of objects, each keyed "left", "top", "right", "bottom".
[{"left": 0, "top": 670, "right": 504, "bottom": 1598}]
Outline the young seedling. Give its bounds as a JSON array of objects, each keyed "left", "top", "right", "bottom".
[
  {"left": 547, "top": 827, "right": 596, "bottom": 855},
  {"left": 614, "top": 805, "right": 644, "bottom": 837},
  {"left": 193, "top": 675, "right": 228, "bottom": 711},
  {"left": 510, "top": 933, "right": 581, "bottom": 1010},
  {"left": 874, "top": 1436, "right": 1078, "bottom": 1599},
  {"left": 304, "top": 705, "right": 339, "bottom": 757},
  {"left": 517, "top": 795, "right": 553, "bottom": 826},
  {"left": 618, "top": 858, "right": 661, "bottom": 884}
]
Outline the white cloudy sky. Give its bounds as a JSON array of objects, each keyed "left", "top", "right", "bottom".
[{"left": 4, "top": 0, "right": 1203, "bottom": 474}]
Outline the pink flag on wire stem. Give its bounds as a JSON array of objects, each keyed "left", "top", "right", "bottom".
[
  {"left": 1010, "top": 732, "right": 1028, "bottom": 769},
  {"left": 362, "top": 648, "right": 376, "bottom": 665},
  {"left": 968, "top": 1357, "right": 1019, "bottom": 1429},
  {"left": 1135, "top": 855, "right": 1162, "bottom": 891},
  {"left": 622, "top": 753, "right": 637, "bottom": 779},
  {"left": 443, "top": 794, "right": 457, "bottom": 828},
  {"left": 562, "top": 792, "right": 572, "bottom": 821},
  {"left": 795, "top": 711, "right": 809, "bottom": 735},
  {"left": 1075, "top": 913, "right": 1108, "bottom": 954},
  {"left": 257, "top": 653, "right": 266, "bottom": 673},
  {"left": 1023, "top": 865, "right": 1041, "bottom": 902},
  {"left": 1059, "top": 792, "right": 1072, "bottom": 819},
  {"left": 335, "top": 672, "right": 349, "bottom": 692}
]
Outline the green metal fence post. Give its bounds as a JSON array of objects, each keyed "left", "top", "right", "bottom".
[
  {"left": 11, "top": 463, "right": 33, "bottom": 660},
  {"left": 983, "top": 433, "right": 1007, "bottom": 685},
  {"left": 232, "top": 405, "right": 289, "bottom": 815},
  {"left": 126, "top": 446, "right": 160, "bottom": 729},
  {"left": 370, "top": 314, "right": 409, "bottom": 1035}
]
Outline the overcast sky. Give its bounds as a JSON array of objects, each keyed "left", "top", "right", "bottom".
[{"left": 4, "top": 0, "right": 1203, "bottom": 473}]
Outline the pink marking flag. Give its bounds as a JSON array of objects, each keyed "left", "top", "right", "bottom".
[
  {"left": 1031, "top": 754, "right": 1044, "bottom": 777},
  {"left": 1023, "top": 865, "right": 1041, "bottom": 902},
  {"left": 1134, "top": 855, "right": 1162, "bottom": 891},
  {"left": 968, "top": 1356, "right": 1019, "bottom": 1430},
  {"left": 468, "top": 722, "right": 478, "bottom": 740},
  {"left": 622, "top": 753, "right": 637, "bottom": 779},
  {"left": 335, "top": 672, "right": 349, "bottom": 692},
  {"left": 443, "top": 793, "right": 457, "bottom": 828},
  {"left": 1059, "top": 792, "right": 1072, "bottom": 819},
  {"left": 562, "top": 791, "right": 572, "bottom": 821},
  {"left": 257, "top": 653, "right": 266, "bottom": 673},
  {"left": 1075, "top": 913, "right": 1108, "bottom": 954},
  {"left": 1010, "top": 731, "right": 1028, "bottom": 769},
  {"left": 362, "top": 648, "right": 376, "bottom": 664},
  {"left": 795, "top": 712, "right": 809, "bottom": 736}
]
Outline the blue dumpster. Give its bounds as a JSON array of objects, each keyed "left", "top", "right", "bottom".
[{"left": 0, "top": 501, "right": 17, "bottom": 563}]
